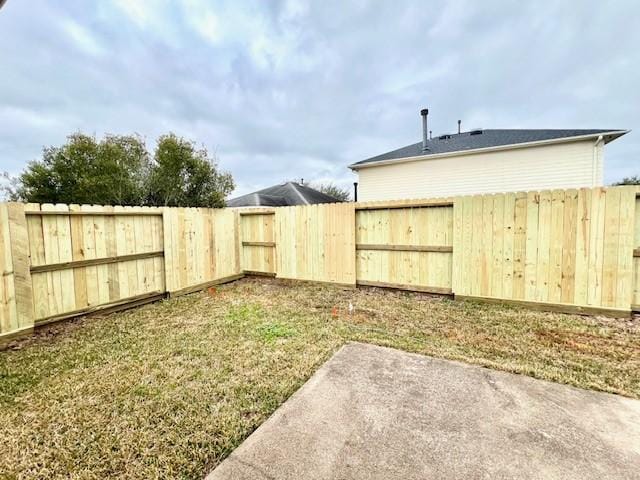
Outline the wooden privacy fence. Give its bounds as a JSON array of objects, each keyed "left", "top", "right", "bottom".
[
  {"left": 163, "top": 207, "right": 240, "bottom": 295},
  {"left": 25, "top": 204, "right": 166, "bottom": 326},
  {"left": 275, "top": 203, "right": 356, "bottom": 284},
  {"left": 0, "top": 203, "right": 243, "bottom": 343},
  {"left": 1, "top": 185, "right": 639, "bottom": 343},
  {"left": 356, "top": 200, "right": 453, "bottom": 294},
  {"left": 452, "top": 188, "right": 638, "bottom": 312}
]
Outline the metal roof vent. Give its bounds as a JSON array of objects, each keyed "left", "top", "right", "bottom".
[{"left": 420, "top": 108, "right": 429, "bottom": 151}]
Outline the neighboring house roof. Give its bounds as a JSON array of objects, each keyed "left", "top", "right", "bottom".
[
  {"left": 350, "top": 129, "right": 628, "bottom": 169},
  {"left": 227, "top": 182, "right": 342, "bottom": 207}
]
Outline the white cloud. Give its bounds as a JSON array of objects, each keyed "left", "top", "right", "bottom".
[
  {"left": 111, "top": 0, "right": 156, "bottom": 28},
  {"left": 61, "top": 18, "right": 104, "bottom": 56},
  {"left": 191, "top": 10, "right": 221, "bottom": 44}
]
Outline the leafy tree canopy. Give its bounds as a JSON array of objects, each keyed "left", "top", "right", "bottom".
[
  {"left": 147, "top": 134, "right": 234, "bottom": 208},
  {"left": 613, "top": 175, "right": 640, "bottom": 186},
  {"left": 5, "top": 132, "right": 234, "bottom": 207},
  {"left": 311, "top": 182, "right": 351, "bottom": 202},
  {"left": 10, "top": 133, "right": 149, "bottom": 205}
]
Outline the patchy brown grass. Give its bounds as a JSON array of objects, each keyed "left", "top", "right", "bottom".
[{"left": 1, "top": 277, "right": 638, "bottom": 479}]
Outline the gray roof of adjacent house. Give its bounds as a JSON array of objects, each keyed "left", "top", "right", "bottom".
[
  {"left": 227, "top": 182, "right": 342, "bottom": 207},
  {"left": 350, "top": 129, "right": 628, "bottom": 169}
]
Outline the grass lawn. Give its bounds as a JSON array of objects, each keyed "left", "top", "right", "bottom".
[{"left": 1, "top": 277, "right": 639, "bottom": 479}]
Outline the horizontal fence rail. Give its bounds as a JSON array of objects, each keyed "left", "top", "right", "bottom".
[
  {"left": 25, "top": 210, "right": 163, "bottom": 217},
  {"left": 29, "top": 251, "right": 165, "bottom": 274},
  {"left": 1, "top": 185, "right": 639, "bottom": 343},
  {"left": 355, "top": 200, "right": 454, "bottom": 210},
  {"left": 356, "top": 244, "right": 453, "bottom": 253}
]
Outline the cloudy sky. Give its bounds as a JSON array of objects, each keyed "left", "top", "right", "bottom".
[{"left": 0, "top": 0, "right": 638, "bottom": 197}]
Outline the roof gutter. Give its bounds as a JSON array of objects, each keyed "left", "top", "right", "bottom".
[{"left": 349, "top": 130, "right": 629, "bottom": 171}]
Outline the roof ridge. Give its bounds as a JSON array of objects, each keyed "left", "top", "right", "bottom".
[
  {"left": 288, "top": 182, "right": 310, "bottom": 205},
  {"left": 351, "top": 129, "right": 628, "bottom": 168}
]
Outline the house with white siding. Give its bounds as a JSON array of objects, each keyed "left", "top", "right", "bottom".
[{"left": 349, "top": 109, "right": 628, "bottom": 202}]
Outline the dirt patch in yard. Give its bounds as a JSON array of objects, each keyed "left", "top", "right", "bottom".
[
  {"left": 535, "top": 328, "right": 640, "bottom": 358},
  {"left": 1, "top": 277, "right": 639, "bottom": 479}
]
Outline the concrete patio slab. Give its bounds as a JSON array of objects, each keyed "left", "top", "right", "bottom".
[{"left": 207, "top": 342, "right": 640, "bottom": 480}]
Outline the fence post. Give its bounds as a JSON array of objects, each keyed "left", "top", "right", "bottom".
[
  {"left": 234, "top": 209, "right": 242, "bottom": 274},
  {"left": 628, "top": 187, "right": 640, "bottom": 311},
  {"left": 451, "top": 197, "right": 463, "bottom": 296},
  {"left": 162, "top": 207, "right": 176, "bottom": 294},
  {"left": 0, "top": 202, "right": 34, "bottom": 343}
]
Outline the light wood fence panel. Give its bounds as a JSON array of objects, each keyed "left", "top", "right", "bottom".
[
  {"left": 163, "top": 207, "right": 241, "bottom": 295},
  {"left": 0, "top": 204, "right": 17, "bottom": 337},
  {"left": 0, "top": 203, "right": 34, "bottom": 339},
  {"left": 275, "top": 203, "right": 356, "bottom": 285},
  {"left": 632, "top": 193, "right": 640, "bottom": 310},
  {"left": 25, "top": 204, "right": 165, "bottom": 325},
  {"left": 355, "top": 204, "right": 453, "bottom": 293},
  {"left": 2, "top": 186, "right": 639, "bottom": 343},
  {"left": 453, "top": 186, "right": 637, "bottom": 313}
]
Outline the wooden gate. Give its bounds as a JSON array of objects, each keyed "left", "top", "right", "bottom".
[
  {"left": 239, "top": 210, "right": 276, "bottom": 275},
  {"left": 355, "top": 201, "right": 454, "bottom": 293}
]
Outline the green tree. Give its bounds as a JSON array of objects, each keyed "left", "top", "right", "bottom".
[
  {"left": 13, "top": 133, "right": 149, "bottom": 205},
  {"left": 146, "top": 134, "right": 234, "bottom": 207},
  {"left": 613, "top": 175, "right": 640, "bottom": 185},
  {"left": 311, "top": 182, "right": 351, "bottom": 201},
  {"left": 8, "top": 132, "right": 234, "bottom": 207}
]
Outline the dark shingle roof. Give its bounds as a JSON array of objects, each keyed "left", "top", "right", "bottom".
[
  {"left": 227, "top": 182, "right": 342, "bottom": 207},
  {"left": 350, "top": 129, "right": 627, "bottom": 168}
]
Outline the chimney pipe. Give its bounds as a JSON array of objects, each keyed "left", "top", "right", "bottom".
[
  {"left": 429, "top": 130, "right": 432, "bottom": 140},
  {"left": 353, "top": 182, "right": 358, "bottom": 202},
  {"left": 458, "top": 120, "right": 461, "bottom": 134},
  {"left": 420, "top": 108, "right": 429, "bottom": 151}
]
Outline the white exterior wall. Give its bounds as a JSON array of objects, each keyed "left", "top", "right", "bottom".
[{"left": 356, "top": 140, "right": 604, "bottom": 202}]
